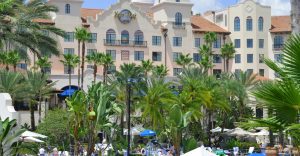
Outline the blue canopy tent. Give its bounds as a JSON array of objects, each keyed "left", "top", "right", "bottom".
[
  {"left": 140, "top": 130, "right": 156, "bottom": 137},
  {"left": 58, "top": 86, "right": 79, "bottom": 97}
]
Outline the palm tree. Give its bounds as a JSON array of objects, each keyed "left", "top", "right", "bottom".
[
  {"left": 175, "top": 53, "right": 192, "bottom": 68},
  {"left": 101, "top": 54, "right": 114, "bottom": 84},
  {"left": 203, "top": 32, "right": 217, "bottom": 74},
  {"left": 74, "top": 27, "right": 90, "bottom": 90},
  {"left": 221, "top": 43, "right": 235, "bottom": 72},
  {"left": 75, "top": 28, "right": 83, "bottom": 87},
  {"left": 7, "top": 51, "right": 20, "bottom": 72},
  {"left": 60, "top": 54, "right": 80, "bottom": 97},
  {"left": 138, "top": 79, "right": 174, "bottom": 130},
  {"left": 140, "top": 59, "right": 153, "bottom": 78},
  {"left": 0, "top": 52, "right": 9, "bottom": 70},
  {"left": 0, "top": 70, "right": 27, "bottom": 105},
  {"left": 86, "top": 52, "right": 103, "bottom": 83},
  {"left": 152, "top": 64, "right": 168, "bottom": 79},
  {"left": 36, "top": 56, "right": 52, "bottom": 75},
  {"left": 0, "top": 0, "right": 65, "bottom": 60},
  {"left": 25, "top": 71, "right": 55, "bottom": 130},
  {"left": 204, "top": 32, "right": 217, "bottom": 49},
  {"left": 199, "top": 45, "right": 213, "bottom": 73}
]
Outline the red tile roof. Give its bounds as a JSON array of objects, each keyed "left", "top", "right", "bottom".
[
  {"left": 191, "top": 15, "right": 230, "bottom": 34},
  {"left": 32, "top": 18, "right": 55, "bottom": 25},
  {"left": 270, "top": 16, "right": 292, "bottom": 33},
  {"left": 80, "top": 8, "right": 103, "bottom": 20}
]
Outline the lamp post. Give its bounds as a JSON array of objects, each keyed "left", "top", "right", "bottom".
[{"left": 126, "top": 78, "right": 136, "bottom": 156}]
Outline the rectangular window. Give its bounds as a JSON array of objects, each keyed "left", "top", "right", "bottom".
[
  {"left": 64, "top": 48, "right": 74, "bottom": 55},
  {"left": 173, "top": 68, "right": 183, "bottom": 76},
  {"left": 88, "top": 33, "right": 97, "bottom": 43},
  {"left": 173, "top": 52, "right": 181, "bottom": 62},
  {"left": 87, "top": 65, "right": 94, "bottom": 69},
  {"left": 247, "top": 39, "right": 253, "bottom": 48},
  {"left": 235, "top": 54, "right": 241, "bottom": 63},
  {"left": 213, "top": 54, "right": 222, "bottom": 63},
  {"left": 64, "top": 65, "right": 74, "bottom": 74},
  {"left": 213, "top": 37, "right": 221, "bottom": 48},
  {"left": 152, "top": 36, "right": 161, "bottom": 46},
  {"left": 234, "top": 39, "right": 240, "bottom": 48},
  {"left": 246, "top": 18, "right": 253, "bottom": 31},
  {"left": 259, "top": 69, "right": 265, "bottom": 76},
  {"left": 173, "top": 37, "right": 182, "bottom": 47},
  {"left": 121, "top": 51, "right": 129, "bottom": 61},
  {"left": 17, "top": 63, "right": 27, "bottom": 70},
  {"left": 247, "top": 54, "right": 253, "bottom": 63},
  {"left": 64, "top": 32, "right": 74, "bottom": 42},
  {"left": 194, "top": 38, "right": 201, "bottom": 48},
  {"left": 247, "top": 69, "right": 253, "bottom": 75},
  {"left": 134, "top": 51, "right": 144, "bottom": 61},
  {"left": 87, "top": 49, "right": 97, "bottom": 56},
  {"left": 259, "top": 54, "right": 264, "bottom": 63},
  {"left": 259, "top": 39, "right": 264, "bottom": 48},
  {"left": 107, "top": 65, "right": 116, "bottom": 74},
  {"left": 274, "top": 54, "right": 282, "bottom": 63},
  {"left": 193, "top": 53, "right": 201, "bottom": 62},
  {"left": 106, "top": 50, "right": 116, "bottom": 60},
  {"left": 152, "top": 52, "right": 162, "bottom": 61},
  {"left": 43, "top": 67, "right": 51, "bottom": 74}
]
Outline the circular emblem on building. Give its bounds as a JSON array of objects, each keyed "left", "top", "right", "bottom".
[{"left": 118, "top": 9, "right": 132, "bottom": 24}]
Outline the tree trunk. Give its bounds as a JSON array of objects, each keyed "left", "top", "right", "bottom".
[
  {"left": 74, "top": 126, "right": 79, "bottom": 156},
  {"left": 174, "top": 131, "right": 182, "bottom": 156},
  {"left": 207, "top": 110, "right": 212, "bottom": 147},
  {"left": 279, "top": 130, "right": 284, "bottom": 146},
  {"left": 81, "top": 42, "right": 85, "bottom": 90},
  {"left": 30, "top": 100, "right": 36, "bottom": 131},
  {"left": 291, "top": 0, "right": 300, "bottom": 34},
  {"left": 87, "top": 121, "right": 96, "bottom": 156},
  {"left": 69, "top": 66, "right": 72, "bottom": 99},
  {"left": 6, "top": 65, "right": 9, "bottom": 71},
  {"left": 38, "top": 93, "right": 42, "bottom": 123},
  {"left": 269, "top": 129, "right": 274, "bottom": 146},
  {"left": 223, "top": 57, "right": 226, "bottom": 73},
  {"left": 77, "top": 41, "right": 81, "bottom": 88},
  {"left": 13, "top": 65, "right": 16, "bottom": 72},
  {"left": 226, "top": 58, "right": 229, "bottom": 73},
  {"left": 103, "top": 65, "right": 107, "bottom": 84},
  {"left": 93, "top": 64, "right": 97, "bottom": 83}
]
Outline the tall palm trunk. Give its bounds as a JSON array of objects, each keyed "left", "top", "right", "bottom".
[
  {"left": 5, "top": 64, "right": 9, "bottom": 71},
  {"left": 38, "top": 92, "right": 42, "bottom": 123},
  {"left": 30, "top": 100, "right": 36, "bottom": 131},
  {"left": 93, "top": 64, "right": 97, "bottom": 83},
  {"left": 77, "top": 40, "right": 81, "bottom": 88},
  {"left": 103, "top": 65, "right": 107, "bottom": 84},
  {"left": 223, "top": 57, "right": 226, "bottom": 73},
  {"left": 13, "top": 65, "right": 16, "bottom": 72},
  {"left": 207, "top": 110, "right": 212, "bottom": 147},
  {"left": 291, "top": 0, "right": 300, "bottom": 34},
  {"left": 69, "top": 66, "right": 72, "bottom": 99},
  {"left": 81, "top": 42, "right": 85, "bottom": 90},
  {"left": 87, "top": 120, "right": 96, "bottom": 156},
  {"left": 226, "top": 58, "right": 229, "bottom": 73}
]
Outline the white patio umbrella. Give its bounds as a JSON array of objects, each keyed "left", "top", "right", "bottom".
[
  {"left": 21, "top": 136, "right": 44, "bottom": 143},
  {"left": 211, "top": 126, "right": 231, "bottom": 133},
  {"left": 226, "top": 128, "right": 254, "bottom": 136},
  {"left": 123, "top": 127, "right": 142, "bottom": 135},
  {"left": 21, "top": 131, "right": 47, "bottom": 139},
  {"left": 183, "top": 146, "right": 217, "bottom": 156}
]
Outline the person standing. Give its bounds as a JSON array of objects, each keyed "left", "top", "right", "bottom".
[{"left": 39, "top": 147, "right": 45, "bottom": 156}]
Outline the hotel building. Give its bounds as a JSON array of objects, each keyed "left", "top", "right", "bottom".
[{"left": 20, "top": 0, "right": 290, "bottom": 97}]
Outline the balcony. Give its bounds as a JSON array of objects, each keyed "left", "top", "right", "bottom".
[
  {"left": 103, "top": 39, "right": 147, "bottom": 47},
  {"left": 273, "top": 44, "right": 284, "bottom": 51},
  {"left": 172, "top": 22, "right": 186, "bottom": 29}
]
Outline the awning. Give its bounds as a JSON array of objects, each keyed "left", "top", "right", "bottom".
[{"left": 140, "top": 129, "right": 156, "bottom": 137}]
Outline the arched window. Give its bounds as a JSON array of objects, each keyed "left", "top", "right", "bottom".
[
  {"left": 175, "top": 12, "right": 182, "bottom": 25},
  {"left": 274, "top": 36, "right": 283, "bottom": 48},
  {"left": 134, "top": 30, "right": 144, "bottom": 45},
  {"left": 121, "top": 30, "right": 129, "bottom": 45},
  {"left": 65, "top": 4, "right": 70, "bottom": 14},
  {"left": 246, "top": 16, "right": 253, "bottom": 31},
  {"left": 258, "top": 17, "right": 263, "bottom": 31},
  {"left": 234, "top": 17, "right": 240, "bottom": 31},
  {"left": 106, "top": 29, "right": 116, "bottom": 44}
]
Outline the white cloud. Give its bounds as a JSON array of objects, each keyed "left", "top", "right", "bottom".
[
  {"left": 191, "top": 0, "right": 224, "bottom": 14},
  {"left": 191, "top": 0, "right": 290, "bottom": 16},
  {"left": 257, "top": 0, "right": 290, "bottom": 15}
]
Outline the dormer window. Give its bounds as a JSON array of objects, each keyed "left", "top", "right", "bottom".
[{"left": 65, "top": 4, "right": 70, "bottom": 14}]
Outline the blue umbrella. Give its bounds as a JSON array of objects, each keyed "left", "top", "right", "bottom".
[
  {"left": 140, "top": 129, "right": 156, "bottom": 137},
  {"left": 59, "top": 88, "right": 76, "bottom": 97}
]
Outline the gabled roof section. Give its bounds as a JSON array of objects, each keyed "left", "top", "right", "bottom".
[
  {"left": 191, "top": 15, "right": 230, "bottom": 34},
  {"left": 270, "top": 16, "right": 291, "bottom": 33},
  {"left": 81, "top": 8, "right": 104, "bottom": 20}
]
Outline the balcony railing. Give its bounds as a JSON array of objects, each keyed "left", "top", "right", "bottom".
[
  {"left": 172, "top": 22, "right": 186, "bottom": 29},
  {"left": 273, "top": 44, "right": 284, "bottom": 51},
  {"left": 103, "top": 39, "right": 147, "bottom": 47}
]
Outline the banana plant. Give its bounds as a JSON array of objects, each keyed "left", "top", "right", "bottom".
[{"left": 0, "top": 118, "right": 25, "bottom": 156}]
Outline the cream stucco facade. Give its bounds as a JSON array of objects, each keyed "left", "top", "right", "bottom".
[{"left": 21, "top": 0, "right": 290, "bottom": 91}]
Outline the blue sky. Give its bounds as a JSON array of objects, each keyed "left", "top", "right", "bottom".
[{"left": 82, "top": 0, "right": 290, "bottom": 15}]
